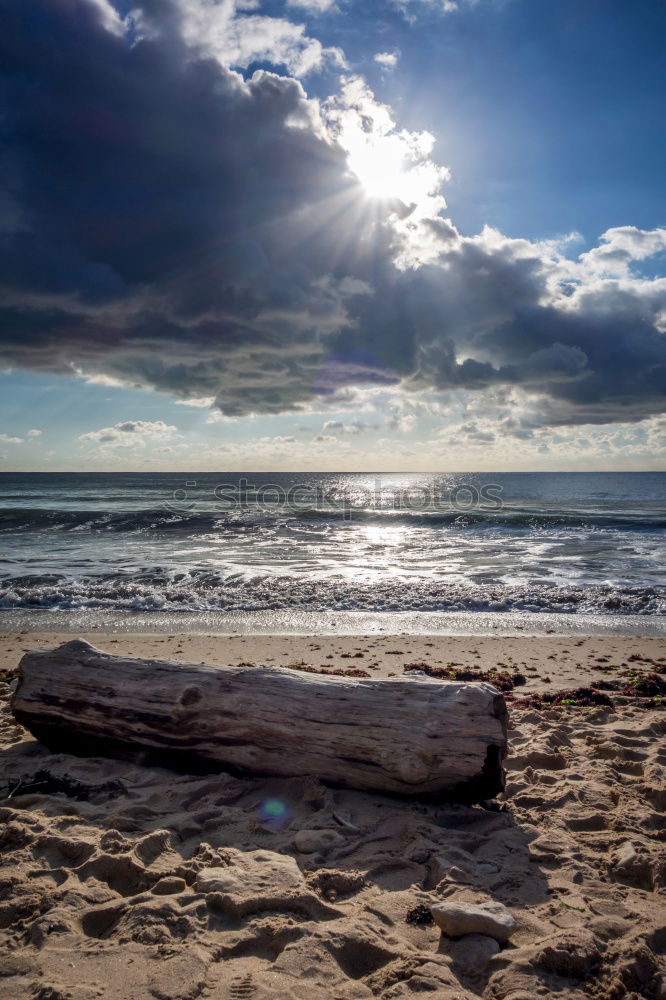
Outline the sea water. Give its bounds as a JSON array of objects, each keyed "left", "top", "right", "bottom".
[{"left": 0, "top": 472, "right": 663, "bottom": 631}]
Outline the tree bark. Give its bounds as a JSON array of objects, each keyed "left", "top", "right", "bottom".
[{"left": 12, "top": 639, "right": 507, "bottom": 801}]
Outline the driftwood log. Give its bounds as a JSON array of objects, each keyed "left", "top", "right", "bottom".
[{"left": 12, "top": 639, "right": 507, "bottom": 801}]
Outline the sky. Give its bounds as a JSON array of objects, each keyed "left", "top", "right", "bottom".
[{"left": 0, "top": 0, "right": 665, "bottom": 471}]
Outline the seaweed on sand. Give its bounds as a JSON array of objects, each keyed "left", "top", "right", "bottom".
[
  {"left": 1, "top": 769, "right": 126, "bottom": 802},
  {"left": 403, "top": 662, "right": 526, "bottom": 692},
  {"left": 284, "top": 663, "right": 371, "bottom": 679},
  {"left": 512, "top": 687, "right": 615, "bottom": 710},
  {"left": 621, "top": 672, "right": 666, "bottom": 697}
]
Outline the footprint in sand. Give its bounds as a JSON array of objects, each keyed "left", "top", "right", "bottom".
[{"left": 228, "top": 974, "right": 256, "bottom": 999}]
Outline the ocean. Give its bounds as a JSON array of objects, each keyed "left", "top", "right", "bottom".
[{"left": 0, "top": 471, "right": 664, "bottom": 634}]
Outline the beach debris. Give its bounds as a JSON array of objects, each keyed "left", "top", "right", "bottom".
[
  {"left": 2, "top": 768, "right": 125, "bottom": 803},
  {"left": 332, "top": 810, "right": 361, "bottom": 832},
  {"left": 316, "top": 664, "right": 372, "bottom": 678},
  {"left": 13, "top": 639, "right": 508, "bottom": 801},
  {"left": 403, "top": 662, "right": 526, "bottom": 692},
  {"left": 620, "top": 672, "right": 666, "bottom": 697},
  {"left": 512, "top": 687, "right": 614, "bottom": 710},
  {"left": 0, "top": 666, "right": 16, "bottom": 685},
  {"left": 405, "top": 904, "right": 434, "bottom": 926},
  {"left": 430, "top": 899, "right": 517, "bottom": 942}
]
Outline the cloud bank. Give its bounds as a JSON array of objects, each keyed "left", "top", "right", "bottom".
[{"left": 0, "top": 0, "right": 664, "bottom": 434}]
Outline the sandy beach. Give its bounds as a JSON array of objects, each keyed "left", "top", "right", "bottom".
[
  {"left": 1, "top": 631, "right": 665, "bottom": 1000},
  {"left": 1, "top": 631, "right": 665, "bottom": 691}
]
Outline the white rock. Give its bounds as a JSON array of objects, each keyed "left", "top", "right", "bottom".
[
  {"left": 610, "top": 839, "right": 652, "bottom": 890},
  {"left": 613, "top": 840, "right": 637, "bottom": 870},
  {"left": 431, "top": 900, "right": 516, "bottom": 942}
]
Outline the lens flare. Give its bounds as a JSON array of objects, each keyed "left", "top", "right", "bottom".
[{"left": 258, "top": 797, "right": 291, "bottom": 828}]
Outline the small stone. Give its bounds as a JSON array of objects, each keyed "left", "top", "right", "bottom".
[
  {"left": 610, "top": 839, "right": 653, "bottom": 890},
  {"left": 152, "top": 876, "right": 187, "bottom": 895},
  {"left": 613, "top": 840, "right": 637, "bottom": 869},
  {"left": 431, "top": 900, "right": 517, "bottom": 942},
  {"left": 293, "top": 829, "right": 344, "bottom": 854}
]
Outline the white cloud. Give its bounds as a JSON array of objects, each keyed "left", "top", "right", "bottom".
[
  {"left": 79, "top": 420, "right": 178, "bottom": 447},
  {"left": 0, "top": 433, "right": 22, "bottom": 444},
  {"left": 386, "top": 412, "right": 416, "bottom": 433},
  {"left": 85, "top": 0, "right": 126, "bottom": 35},
  {"left": 323, "top": 419, "right": 371, "bottom": 434},
  {"left": 73, "top": 368, "right": 134, "bottom": 389},
  {"left": 175, "top": 397, "right": 216, "bottom": 408},
  {"left": 374, "top": 50, "right": 399, "bottom": 69},
  {"left": 173, "top": 0, "right": 345, "bottom": 76},
  {"left": 577, "top": 226, "right": 666, "bottom": 279},
  {"left": 26, "top": 428, "right": 42, "bottom": 438},
  {"left": 396, "top": 0, "right": 465, "bottom": 14},
  {"left": 287, "top": 0, "right": 337, "bottom": 12},
  {"left": 2, "top": 0, "right": 664, "bottom": 447}
]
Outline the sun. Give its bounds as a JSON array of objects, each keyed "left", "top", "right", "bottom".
[
  {"left": 346, "top": 135, "right": 409, "bottom": 201},
  {"left": 327, "top": 78, "right": 449, "bottom": 225},
  {"left": 342, "top": 125, "right": 445, "bottom": 215}
]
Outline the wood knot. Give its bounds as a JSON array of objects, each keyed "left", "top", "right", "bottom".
[{"left": 179, "top": 686, "right": 202, "bottom": 707}]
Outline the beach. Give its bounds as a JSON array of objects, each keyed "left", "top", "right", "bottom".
[
  {"left": 0, "top": 630, "right": 665, "bottom": 690},
  {"left": 1, "top": 630, "right": 664, "bottom": 1000},
  {"left": 3, "top": 0, "right": 666, "bottom": 992},
  {"left": 1, "top": 470, "right": 665, "bottom": 998}
]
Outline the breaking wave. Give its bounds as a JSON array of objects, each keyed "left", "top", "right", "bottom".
[{"left": 0, "top": 571, "right": 663, "bottom": 615}]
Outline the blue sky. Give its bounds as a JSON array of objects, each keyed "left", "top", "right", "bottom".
[
  {"left": 288, "top": 0, "right": 666, "bottom": 241},
  {"left": 1, "top": 0, "right": 665, "bottom": 470}
]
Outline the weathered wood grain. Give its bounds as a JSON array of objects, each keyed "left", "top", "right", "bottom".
[{"left": 12, "top": 639, "right": 507, "bottom": 800}]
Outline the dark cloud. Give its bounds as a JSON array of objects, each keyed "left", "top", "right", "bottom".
[{"left": 0, "top": 0, "right": 665, "bottom": 427}]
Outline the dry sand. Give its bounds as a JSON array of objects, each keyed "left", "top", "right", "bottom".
[
  {"left": 1, "top": 632, "right": 665, "bottom": 999},
  {"left": 1, "top": 632, "right": 665, "bottom": 690}
]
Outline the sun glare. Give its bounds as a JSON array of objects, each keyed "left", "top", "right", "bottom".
[
  {"left": 347, "top": 136, "right": 409, "bottom": 201},
  {"left": 341, "top": 120, "right": 447, "bottom": 216},
  {"left": 327, "top": 78, "right": 449, "bottom": 222}
]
